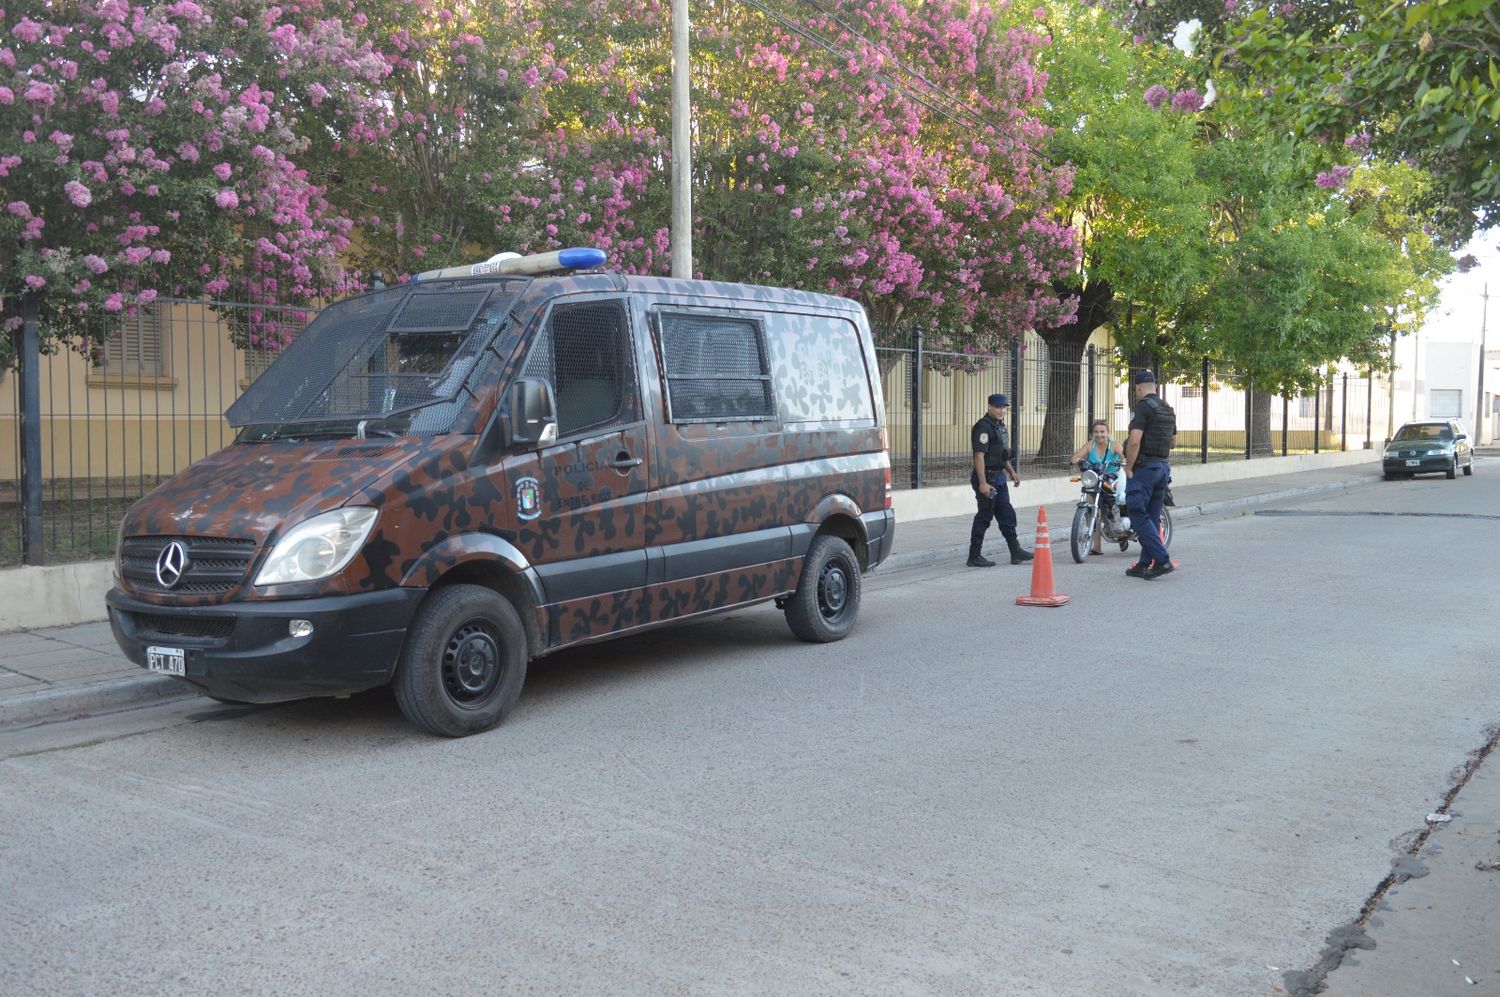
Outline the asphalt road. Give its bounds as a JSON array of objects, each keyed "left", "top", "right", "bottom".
[{"left": 2, "top": 472, "right": 1497, "bottom": 996}]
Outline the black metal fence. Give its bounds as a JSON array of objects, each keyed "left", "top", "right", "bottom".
[
  {"left": 2, "top": 297, "right": 307, "bottom": 567},
  {"left": 879, "top": 338, "right": 1392, "bottom": 489},
  {"left": 5, "top": 305, "right": 1393, "bottom": 568}
]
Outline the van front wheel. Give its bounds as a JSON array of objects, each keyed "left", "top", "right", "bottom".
[
  {"left": 394, "top": 585, "right": 528, "bottom": 737},
  {"left": 785, "top": 535, "right": 862, "bottom": 643}
]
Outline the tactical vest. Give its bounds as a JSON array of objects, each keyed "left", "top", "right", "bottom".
[
  {"left": 977, "top": 415, "right": 1010, "bottom": 471},
  {"left": 1139, "top": 394, "right": 1176, "bottom": 459}
]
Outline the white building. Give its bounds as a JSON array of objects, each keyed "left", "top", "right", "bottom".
[{"left": 1392, "top": 232, "right": 1498, "bottom": 444}]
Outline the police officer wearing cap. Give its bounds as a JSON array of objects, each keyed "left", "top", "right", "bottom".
[
  {"left": 967, "top": 393, "right": 1034, "bottom": 567},
  {"left": 1124, "top": 371, "right": 1177, "bottom": 579}
]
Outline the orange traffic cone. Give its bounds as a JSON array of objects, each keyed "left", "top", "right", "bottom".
[{"left": 1016, "top": 506, "right": 1070, "bottom": 607}]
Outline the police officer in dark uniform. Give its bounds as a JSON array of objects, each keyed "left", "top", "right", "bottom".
[
  {"left": 967, "top": 393, "right": 1034, "bottom": 567},
  {"left": 1124, "top": 371, "right": 1177, "bottom": 579}
]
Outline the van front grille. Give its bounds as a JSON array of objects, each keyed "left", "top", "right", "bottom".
[{"left": 121, "top": 535, "right": 259, "bottom": 596}]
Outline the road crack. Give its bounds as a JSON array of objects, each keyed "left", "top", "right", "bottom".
[{"left": 1283, "top": 722, "right": 1500, "bottom": 996}]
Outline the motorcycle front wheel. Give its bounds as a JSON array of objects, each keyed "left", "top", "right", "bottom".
[{"left": 1070, "top": 504, "right": 1095, "bottom": 564}]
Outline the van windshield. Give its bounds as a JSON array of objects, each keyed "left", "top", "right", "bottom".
[{"left": 226, "top": 279, "right": 526, "bottom": 436}]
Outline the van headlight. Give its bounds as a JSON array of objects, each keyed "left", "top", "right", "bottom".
[{"left": 254, "top": 508, "right": 379, "bottom": 586}]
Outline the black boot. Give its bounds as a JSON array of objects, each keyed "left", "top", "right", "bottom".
[
  {"left": 967, "top": 544, "right": 996, "bottom": 567},
  {"left": 1007, "top": 539, "right": 1034, "bottom": 565}
]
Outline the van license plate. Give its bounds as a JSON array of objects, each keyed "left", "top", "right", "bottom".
[
  {"left": 146, "top": 645, "right": 185, "bottom": 676},
  {"left": 1405, "top": 459, "right": 1420, "bottom": 467}
]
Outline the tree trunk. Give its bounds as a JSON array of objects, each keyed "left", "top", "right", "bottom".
[
  {"left": 1250, "top": 387, "right": 1274, "bottom": 456},
  {"left": 1036, "top": 280, "right": 1112, "bottom": 466}
]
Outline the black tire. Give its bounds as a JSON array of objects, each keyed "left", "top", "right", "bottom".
[
  {"left": 1069, "top": 505, "right": 1093, "bottom": 564},
  {"left": 786, "top": 535, "right": 862, "bottom": 643},
  {"left": 1446, "top": 459, "right": 1457, "bottom": 480},
  {"left": 393, "top": 584, "right": 528, "bottom": 737},
  {"left": 1383, "top": 471, "right": 1395, "bottom": 481},
  {"left": 1463, "top": 461, "right": 1473, "bottom": 476},
  {"left": 1160, "top": 505, "right": 1173, "bottom": 549}
]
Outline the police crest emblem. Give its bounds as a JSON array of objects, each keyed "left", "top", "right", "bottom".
[{"left": 515, "top": 476, "right": 542, "bottom": 520}]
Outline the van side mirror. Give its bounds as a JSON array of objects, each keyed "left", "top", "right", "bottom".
[{"left": 509, "top": 377, "right": 558, "bottom": 449}]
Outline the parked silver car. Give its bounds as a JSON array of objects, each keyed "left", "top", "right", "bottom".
[{"left": 1382, "top": 420, "right": 1474, "bottom": 480}]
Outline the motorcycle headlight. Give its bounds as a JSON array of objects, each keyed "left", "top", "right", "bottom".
[
  {"left": 1081, "top": 469, "right": 1100, "bottom": 488},
  {"left": 254, "top": 507, "right": 378, "bottom": 586}
]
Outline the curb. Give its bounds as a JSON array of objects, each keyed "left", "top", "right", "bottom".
[
  {"left": 0, "top": 673, "right": 195, "bottom": 729},
  {"left": 874, "top": 473, "right": 1381, "bottom": 576}
]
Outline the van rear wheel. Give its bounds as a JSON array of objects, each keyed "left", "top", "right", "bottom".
[
  {"left": 785, "top": 535, "right": 862, "bottom": 643},
  {"left": 394, "top": 584, "right": 527, "bottom": 737}
]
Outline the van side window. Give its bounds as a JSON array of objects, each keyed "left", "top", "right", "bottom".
[
  {"left": 523, "top": 299, "right": 640, "bottom": 437},
  {"left": 657, "top": 313, "right": 775, "bottom": 422}
]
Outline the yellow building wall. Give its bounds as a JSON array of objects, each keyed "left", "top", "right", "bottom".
[
  {"left": 880, "top": 329, "right": 1120, "bottom": 456},
  {"left": 1, "top": 300, "right": 256, "bottom": 485}
]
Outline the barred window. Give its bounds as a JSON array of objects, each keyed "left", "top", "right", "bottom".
[
  {"left": 656, "top": 312, "right": 774, "bottom": 422},
  {"left": 102, "top": 305, "right": 166, "bottom": 376},
  {"left": 1032, "top": 339, "right": 1049, "bottom": 408},
  {"left": 244, "top": 348, "right": 277, "bottom": 383},
  {"left": 521, "top": 298, "right": 639, "bottom": 438}
]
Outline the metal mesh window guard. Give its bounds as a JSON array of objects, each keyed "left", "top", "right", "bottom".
[
  {"left": 521, "top": 299, "right": 639, "bottom": 437},
  {"left": 225, "top": 280, "right": 521, "bottom": 428},
  {"left": 657, "top": 313, "right": 774, "bottom": 422}
]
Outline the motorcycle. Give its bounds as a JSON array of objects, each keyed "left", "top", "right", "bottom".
[{"left": 1068, "top": 464, "right": 1172, "bottom": 564}]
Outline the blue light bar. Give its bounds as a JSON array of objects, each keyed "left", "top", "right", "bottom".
[
  {"left": 414, "top": 247, "right": 609, "bottom": 281},
  {"left": 558, "top": 247, "right": 608, "bottom": 270}
]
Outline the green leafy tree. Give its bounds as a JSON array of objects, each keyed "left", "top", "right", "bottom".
[
  {"left": 1161, "top": 131, "right": 1449, "bottom": 451},
  {"left": 1033, "top": 4, "right": 1216, "bottom": 459},
  {"left": 1208, "top": 0, "right": 1500, "bottom": 245}
]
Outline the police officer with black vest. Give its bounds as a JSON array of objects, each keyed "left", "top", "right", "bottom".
[
  {"left": 967, "top": 393, "right": 1034, "bottom": 567},
  {"left": 1124, "top": 371, "right": 1177, "bottom": 579}
]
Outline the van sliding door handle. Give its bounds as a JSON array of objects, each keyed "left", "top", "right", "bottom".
[{"left": 610, "top": 453, "right": 643, "bottom": 469}]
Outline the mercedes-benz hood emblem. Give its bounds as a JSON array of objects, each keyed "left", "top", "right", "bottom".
[{"left": 155, "top": 541, "right": 189, "bottom": 589}]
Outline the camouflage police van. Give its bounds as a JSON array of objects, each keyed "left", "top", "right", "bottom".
[{"left": 107, "top": 249, "right": 895, "bottom": 736}]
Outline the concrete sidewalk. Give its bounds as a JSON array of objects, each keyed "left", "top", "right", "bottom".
[{"left": 0, "top": 459, "right": 1388, "bottom": 727}]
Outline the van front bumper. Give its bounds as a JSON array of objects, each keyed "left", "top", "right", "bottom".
[{"left": 107, "top": 586, "right": 426, "bottom": 703}]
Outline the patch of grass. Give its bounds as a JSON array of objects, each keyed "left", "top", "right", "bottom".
[{"left": 0, "top": 495, "right": 141, "bottom": 568}]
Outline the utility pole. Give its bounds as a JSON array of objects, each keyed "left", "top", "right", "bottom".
[
  {"left": 1386, "top": 323, "right": 1396, "bottom": 444},
  {"left": 1476, "top": 283, "right": 1490, "bottom": 442},
  {"left": 1412, "top": 324, "right": 1421, "bottom": 421},
  {"left": 670, "top": 0, "right": 693, "bottom": 279}
]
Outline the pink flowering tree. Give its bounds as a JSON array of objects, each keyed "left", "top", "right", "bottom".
[
  {"left": 311, "top": 0, "right": 553, "bottom": 282},
  {"left": 0, "top": 0, "right": 390, "bottom": 364},
  {"left": 1031, "top": 4, "right": 1214, "bottom": 459},
  {"left": 327, "top": 0, "right": 1078, "bottom": 354}
]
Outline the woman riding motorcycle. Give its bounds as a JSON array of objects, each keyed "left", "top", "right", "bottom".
[{"left": 1070, "top": 420, "right": 1127, "bottom": 555}]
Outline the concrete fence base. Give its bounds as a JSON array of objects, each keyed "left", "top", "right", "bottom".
[
  {"left": 892, "top": 449, "right": 1378, "bottom": 524},
  {"left": 0, "top": 559, "right": 115, "bottom": 633}
]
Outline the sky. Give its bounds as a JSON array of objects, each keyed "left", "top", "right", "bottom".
[{"left": 1424, "top": 228, "right": 1496, "bottom": 346}]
